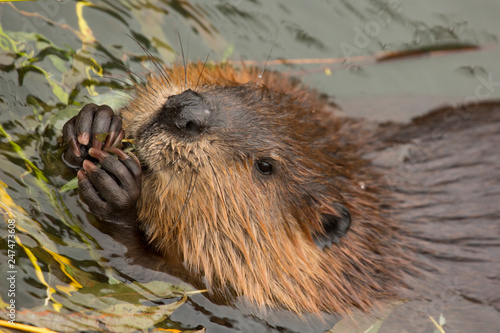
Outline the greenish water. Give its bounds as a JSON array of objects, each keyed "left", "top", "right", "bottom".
[{"left": 0, "top": 0, "right": 499, "bottom": 332}]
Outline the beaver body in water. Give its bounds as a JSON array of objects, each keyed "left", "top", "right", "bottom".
[{"left": 62, "top": 64, "right": 500, "bottom": 330}]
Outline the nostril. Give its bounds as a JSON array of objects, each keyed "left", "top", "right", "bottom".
[
  {"left": 185, "top": 120, "right": 195, "bottom": 131},
  {"left": 175, "top": 117, "right": 205, "bottom": 134},
  {"left": 184, "top": 120, "right": 201, "bottom": 132}
]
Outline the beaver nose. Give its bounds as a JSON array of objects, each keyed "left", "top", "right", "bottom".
[{"left": 163, "top": 89, "right": 211, "bottom": 135}]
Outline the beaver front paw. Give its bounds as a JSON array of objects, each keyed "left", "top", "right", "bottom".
[
  {"left": 77, "top": 147, "right": 142, "bottom": 226},
  {"left": 62, "top": 103, "right": 142, "bottom": 226},
  {"left": 62, "top": 103, "right": 124, "bottom": 169}
]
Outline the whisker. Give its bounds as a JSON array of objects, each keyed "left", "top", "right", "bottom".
[
  {"left": 256, "top": 42, "right": 275, "bottom": 86},
  {"left": 133, "top": 87, "right": 158, "bottom": 105},
  {"left": 127, "top": 34, "right": 173, "bottom": 88},
  {"left": 127, "top": 59, "right": 157, "bottom": 85},
  {"left": 143, "top": 48, "right": 171, "bottom": 87},
  {"left": 92, "top": 74, "right": 133, "bottom": 88},
  {"left": 164, "top": 169, "right": 199, "bottom": 245},
  {"left": 154, "top": 157, "right": 182, "bottom": 203},
  {"left": 106, "top": 91, "right": 134, "bottom": 104},
  {"left": 144, "top": 82, "right": 158, "bottom": 94},
  {"left": 195, "top": 53, "right": 210, "bottom": 90},
  {"left": 208, "top": 156, "right": 224, "bottom": 201},
  {"left": 125, "top": 69, "right": 147, "bottom": 85},
  {"left": 139, "top": 77, "right": 164, "bottom": 99},
  {"left": 186, "top": 32, "right": 191, "bottom": 86},
  {"left": 91, "top": 53, "right": 126, "bottom": 75},
  {"left": 177, "top": 32, "right": 188, "bottom": 88},
  {"left": 92, "top": 52, "right": 148, "bottom": 86}
]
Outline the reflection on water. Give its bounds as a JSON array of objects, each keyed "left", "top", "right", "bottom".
[{"left": 0, "top": 0, "right": 499, "bottom": 332}]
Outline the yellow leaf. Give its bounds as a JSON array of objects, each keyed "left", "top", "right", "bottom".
[
  {"left": 0, "top": 319, "right": 58, "bottom": 333},
  {"left": 45, "top": 247, "right": 84, "bottom": 293},
  {"left": 0, "top": 181, "right": 28, "bottom": 218},
  {"left": 76, "top": 1, "right": 96, "bottom": 44},
  {"left": 429, "top": 315, "right": 446, "bottom": 333},
  {"left": 16, "top": 237, "right": 62, "bottom": 311}
]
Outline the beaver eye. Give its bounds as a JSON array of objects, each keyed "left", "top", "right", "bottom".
[{"left": 256, "top": 160, "right": 273, "bottom": 175}]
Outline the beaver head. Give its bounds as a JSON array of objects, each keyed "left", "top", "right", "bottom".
[{"left": 120, "top": 63, "right": 404, "bottom": 314}]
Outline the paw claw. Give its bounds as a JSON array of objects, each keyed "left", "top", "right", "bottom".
[
  {"left": 78, "top": 132, "right": 90, "bottom": 146},
  {"left": 105, "top": 147, "right": 127, "bottom": 159},
  {"left": 77, "top": 169, "right": 87, "bottom": 181},
  {"left": 83, "top": 159, "right": 98, "bottom": 173},
  {"left": 69, "top": 138, "right": 81, "bottom": 157},
  {"left": 88, "top": 147, "right": 108, "bottom": 161}
]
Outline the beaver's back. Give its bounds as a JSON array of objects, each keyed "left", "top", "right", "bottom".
[{"left": 371, "top": 102, "right": 500, "bottom": 332}]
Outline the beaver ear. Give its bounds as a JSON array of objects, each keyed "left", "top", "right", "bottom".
[{"left": 313, "top": 203, "right": 351, "bottom": 250}]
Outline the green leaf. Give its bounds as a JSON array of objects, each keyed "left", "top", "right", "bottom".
[
  {"left": 438, "top": 313, "right": 446, "bottom": 326},
  {"left": 222, "top": 44, "right": 235, "bottom": 62},
  {"left": 364, "top": 319, "right": 384, "bottom": 333},
  {"left": 48, "top": 104, "right": 81, "bottom": 133},
  {"left": 95, "top": 132, "right": 109, "bottom": 143},
  {"left": 18, "top": 281, "right": 207, "bottom": 332},
  {"left": 328, "top": 301, "right": 403, "bottom": 333},
  {"left": 89, "top": 90, "right": 130, "bottom": 111},
  {"left": 60, "top": 176, "right": 79, "bottom": 193}
]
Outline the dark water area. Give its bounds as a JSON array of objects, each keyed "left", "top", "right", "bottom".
[{"left": 0, "top": 0, "right": 499, "bottom": 332}]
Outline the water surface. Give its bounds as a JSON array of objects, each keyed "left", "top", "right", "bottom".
[{"left": 0, "top": 1, "right": 499, "bottom": 332}]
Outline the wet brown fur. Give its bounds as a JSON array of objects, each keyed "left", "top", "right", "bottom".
[{"left": 120, "top": 63, "right": 412, "bottom": 315}]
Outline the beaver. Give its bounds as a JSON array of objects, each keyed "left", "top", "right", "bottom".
[{"left": 62, "top": 63, "right": 500, "bottom": 327}]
